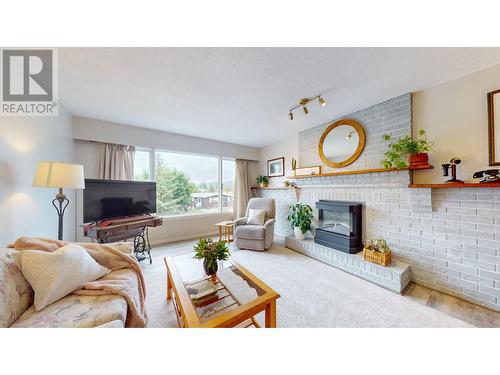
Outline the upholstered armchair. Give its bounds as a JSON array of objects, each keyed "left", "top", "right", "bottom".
[{"left": 233, "top": 198, "right": 276, "bottom": 251}]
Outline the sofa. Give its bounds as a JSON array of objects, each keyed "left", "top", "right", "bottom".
[
  {"left": 233, "top": 198, "right": 276, "bottom": 251},
  {"left": 0, "top": 243, "right": 134, "bottom": 328}
]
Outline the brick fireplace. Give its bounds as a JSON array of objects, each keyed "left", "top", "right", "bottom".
[{"left": 255, "top": 93, "right": 500, "bottom": 312}]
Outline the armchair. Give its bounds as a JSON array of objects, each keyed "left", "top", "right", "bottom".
[{"left": 233, "top": 198, "right": 276, "bottom": 251}]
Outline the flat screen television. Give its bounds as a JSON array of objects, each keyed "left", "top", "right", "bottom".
[{"left": 83, "top": 179, "right": 157, "bottom": 223}]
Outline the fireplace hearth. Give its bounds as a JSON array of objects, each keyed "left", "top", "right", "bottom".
[{"left": 314, "top": 200, "right": 362, "bottom": 254}]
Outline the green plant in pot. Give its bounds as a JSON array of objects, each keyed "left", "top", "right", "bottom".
[
  {"left": 381, "top": 129, "right": 433, "bottom": 169},
  {"left": 256, "top": 175, "right": 269, "bottom": 188},
  {"left": 193, "top": 238, "right": 230, "bottom": 277},
  {"left": 287, "top": 203, "right": 313, "bottom": 240}
]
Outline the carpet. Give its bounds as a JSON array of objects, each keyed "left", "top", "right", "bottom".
[{"left": 142, "top": 242, "right": 472, "bottom": 328}]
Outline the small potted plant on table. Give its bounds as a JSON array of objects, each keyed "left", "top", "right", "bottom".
[
  {"left": 193, "top": 238, "right": 230, "bottom": 278},
  {"left": 287, "top": 203, "right": 313, "bottom": 240},
  {"left": 363, "top": 238, "right": 392, "bottom": 266},
  {"left": 256, "top": 175, "right": 269, "bottom": 188},
  {"left": 381, "top": 129, "right": 433, "bottom": 169}
]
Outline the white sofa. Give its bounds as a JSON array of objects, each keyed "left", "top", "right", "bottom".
[{"left": 0, "top": 245, "right": 132, "bottom": 328}]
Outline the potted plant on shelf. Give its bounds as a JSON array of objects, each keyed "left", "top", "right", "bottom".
[
  {"left": 287, "top": 203, "right": 313, "bottom": 240},
  {"left": 193, "top": 238, "right": 230, "bottom": 277},
  {"left": 363, "top": 238, "right": 392, "bottom": 267},
  {"left": 381, "top": 129, "right": 433, "bottom": 169},
  {"left": 256, "top": 175, "right": 269, "bottom": 188}
]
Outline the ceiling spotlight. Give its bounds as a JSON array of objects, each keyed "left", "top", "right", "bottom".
[{"left": 289, "top": 94, "right": 327, "bottom": 120}]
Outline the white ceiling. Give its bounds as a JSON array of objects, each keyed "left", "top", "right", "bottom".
[{"left": 59, "top": 48, "right": 500, "bottom": 148}]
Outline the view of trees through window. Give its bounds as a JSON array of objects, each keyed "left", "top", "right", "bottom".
[
  {"left": 134, "top": 149, "right": 235, "bottom": 216},
  {"left": 134, "top": 150, "right": 150, "bottom": 181}
]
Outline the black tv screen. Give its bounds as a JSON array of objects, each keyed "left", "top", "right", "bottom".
[{"left": 83, "top": 179, "right": 157, "bottom": 223}]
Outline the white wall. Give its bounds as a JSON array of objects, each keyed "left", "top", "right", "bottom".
[
  {"left": 73, "top": 116, "right": 259, "bottom": 160},
  {"left": 0, "top": 106, "right": 75, "bottom": 245},
  {"left": 258, "top": 134, "right": 298, "bottom": 187},
  {"left": 413, "top": 63, "right": 500, "bottom": 183},
  {"left": 73, "top": 116, "right": 259, "bottom": 244}
]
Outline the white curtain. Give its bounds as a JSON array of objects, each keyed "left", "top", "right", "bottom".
[
  {"left": 233, "top": 159, "right": 253, "bottom": 218},
  {"left": 97, "top": 143, "right": 135, "bottom": 180}
]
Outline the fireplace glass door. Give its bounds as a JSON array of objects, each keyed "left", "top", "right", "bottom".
[{"left": 318, "top": 210, "right": 352, "bottom": 236}]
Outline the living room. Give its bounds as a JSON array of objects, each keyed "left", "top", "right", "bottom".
[{"left": 2, "top": 2, "right": 500, "bottom": 373}]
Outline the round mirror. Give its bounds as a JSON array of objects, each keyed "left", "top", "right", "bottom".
[{"left": 318, "top": 119, "right": 366, "bottom": 168}]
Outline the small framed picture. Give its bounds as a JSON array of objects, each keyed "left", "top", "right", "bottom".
[{"left": 267, "top": 157, "right": 285, "bottom": 177}]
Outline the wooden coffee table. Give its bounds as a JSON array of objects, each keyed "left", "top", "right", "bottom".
[{"left": 164, "top": 253, "right": 280, "bottom": 328}]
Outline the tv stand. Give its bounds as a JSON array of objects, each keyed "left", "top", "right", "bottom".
[{"left": 85, "top": 215, "right": 163, "bottom": 264}]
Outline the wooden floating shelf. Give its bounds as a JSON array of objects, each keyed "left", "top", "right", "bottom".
[
  {"left": 409, "top": 183, "right": 500, "bottom": 188},
  {"left": 287, "top": 165, "right": 433, "bottom": 179},
  {"left": 251, "top": 186, "right": 299, "bottom": 190}
]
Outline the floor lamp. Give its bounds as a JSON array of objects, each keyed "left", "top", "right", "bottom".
[{"left": 33, "top": 161, "right": 85, "bottom": 241}]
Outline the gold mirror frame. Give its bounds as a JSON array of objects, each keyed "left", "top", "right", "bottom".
[{"left": 318, "top": 118, "right": 366, "bottom": 168}]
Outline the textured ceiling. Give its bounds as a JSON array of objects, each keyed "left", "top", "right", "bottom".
[{"left": 59, "top": 48, "right": 500, "bottom": 148}]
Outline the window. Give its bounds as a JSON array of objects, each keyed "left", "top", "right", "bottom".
[
  {"left": 133, "top": 149, "right": 236, "bottom": 217},
  {"left": 222, "top": 159, "right": 235, "bottom": 212},
  {"left": 155, "top": 150, "right": 220, "bottom": 216},
  {"left": 134, "top": 149, "right": 151, "bottom": 181}
]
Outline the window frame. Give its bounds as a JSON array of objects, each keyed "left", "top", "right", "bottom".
[{"left": 134, "top": 147, "right": 235, "bottom": 217}]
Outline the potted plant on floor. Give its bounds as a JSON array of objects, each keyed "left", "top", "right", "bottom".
[
  {"left": 256, "top": 175, "right": 270, "bottom": 188},
  {"left": 363, "top": 238, "right": 392, "bottom": 267},
  {"left": 287, "top": 203, "right": 313, "bottom": 240},
  {"left": 381, "top": 129, "right": 433, "bottom": 169},
  {"left": 193, "top": 238, "right": 230, "bottom": 277}
]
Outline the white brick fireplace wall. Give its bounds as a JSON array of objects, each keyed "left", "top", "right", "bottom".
[{"left": 256, "top": 93, "right": 500, "bottom": 311}]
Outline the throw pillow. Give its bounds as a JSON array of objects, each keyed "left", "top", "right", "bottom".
[
  {"left": 20, "top": 243, "right": 111, "bottom": 311},
  {"left": 247, "top": 209, "right": 266, "bottom": 226}
]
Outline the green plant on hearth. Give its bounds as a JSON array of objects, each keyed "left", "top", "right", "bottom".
[
  {"left": 193, "top": 238, "right": 230, "bottom": 275},
  {"left": 256, "top": 175, "right": 269, "bottom": 186},
  {"left": 287, "top": 203, "right": 313, "bottom": 234},
  {"left": 381, "top": 129, "right": 433, "bottom": 169},
  {"left": 364, "top": 238, "right": 390, "bottom": 254}
]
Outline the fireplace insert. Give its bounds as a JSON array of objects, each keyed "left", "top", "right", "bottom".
[{"left": 314, "top": 200, "right": 362, "bottom": 254}]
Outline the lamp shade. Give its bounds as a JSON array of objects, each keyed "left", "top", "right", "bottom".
[{"left": 33, "top": 161, "right": 85, "bottom": 189}]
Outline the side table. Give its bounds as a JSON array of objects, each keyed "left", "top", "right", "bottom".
[{"left": 214, "top": 221, "right": 233, "bottom": 243}]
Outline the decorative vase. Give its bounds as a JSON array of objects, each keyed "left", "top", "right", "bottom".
[
  {"left": 294, "top": 227, "right": 306, "bottom": 240},
  {"left": 260, "top": 182, "right": 268, "bottom": 188},
  {"left": 409, "top": 153, "right": 429, "bottom": 168},
  {"left": 203, "top": 259, "right": 218, "bottom": 276}
]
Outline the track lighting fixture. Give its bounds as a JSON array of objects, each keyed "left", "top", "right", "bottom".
[{"left": 288, "top": 94, "right": 327, "bottom": 120}]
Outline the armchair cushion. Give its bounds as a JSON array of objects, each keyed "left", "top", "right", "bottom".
[
  {"left": 234, "top": 225, "right": 265, "bottom": 240},
  {"left": 247, "top": 209, "right": 266, "bottom": 226}
]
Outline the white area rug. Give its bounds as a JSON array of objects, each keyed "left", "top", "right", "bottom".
[{"left": 143, "top": 243, "right": 472, "bottom": 328}]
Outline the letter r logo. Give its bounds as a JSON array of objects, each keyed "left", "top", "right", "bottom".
[{"left": 2, "top": 49, "right": 53, "bottom": 102}]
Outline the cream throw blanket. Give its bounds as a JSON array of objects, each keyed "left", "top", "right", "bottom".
[{"left": 8, "top": 237, "right": 147, "bottom": 328}]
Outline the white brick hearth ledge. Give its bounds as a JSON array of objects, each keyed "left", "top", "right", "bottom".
[{"left": 286, "top": 236, "right": 411, "bottom": 293}]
